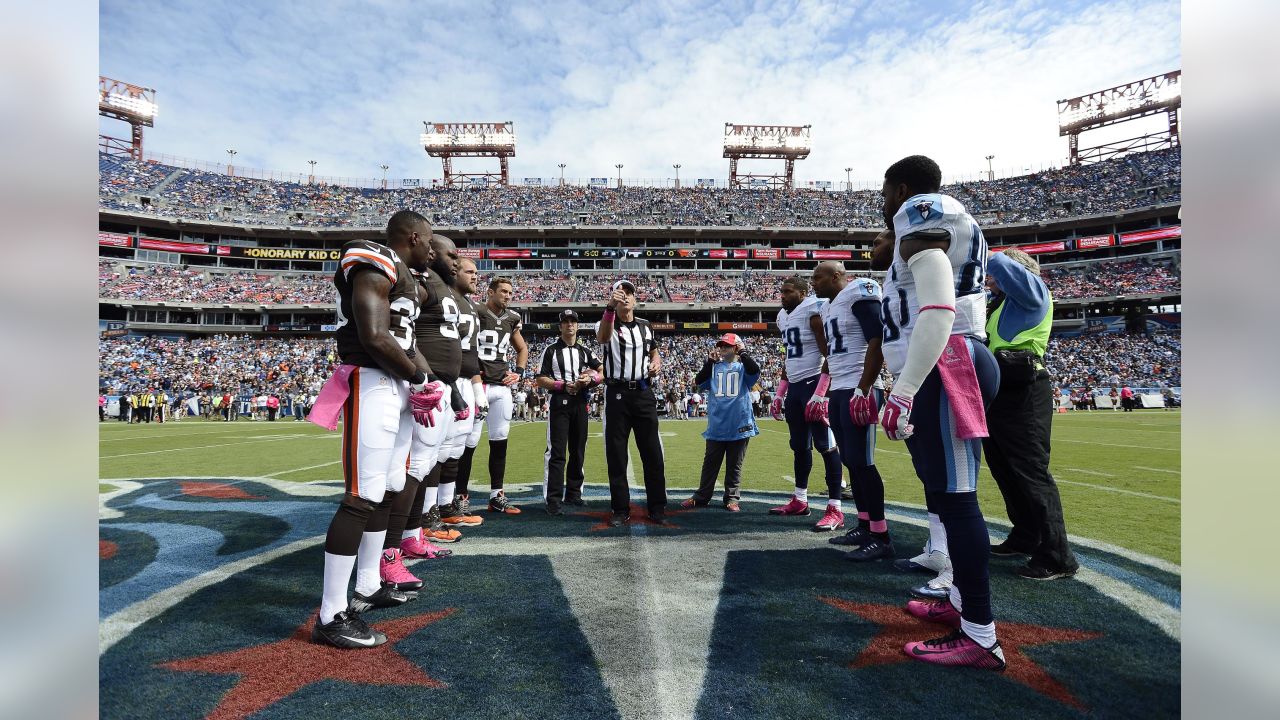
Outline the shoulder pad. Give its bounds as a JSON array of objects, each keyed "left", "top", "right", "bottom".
[{"left": 340, "top": 242, "right": 397, "bottom": 282}]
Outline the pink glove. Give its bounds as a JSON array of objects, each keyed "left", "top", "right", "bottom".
[
  {"left": 849, "top": 388, "right": 879, "bottom": 426},
  {"left": 409, "top": 381, "right": 445, "bottom": 428},
  {"left": 769, "top": 380, "right": 789, "bottom": 420},
  {"left": 455, "top": 406, "right": 471, "bottom": 421},
  {"left": 804, "top": 374, "right": 831, "bottom": 425},
  {"left": 880, "top": 393, "right": 914, "bottom": 441}
]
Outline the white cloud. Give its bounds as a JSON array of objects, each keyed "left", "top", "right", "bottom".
[{"left": 100, "top": 0, "right": 1180, "bottom": 184}]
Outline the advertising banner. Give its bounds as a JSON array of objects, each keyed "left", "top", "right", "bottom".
[
  {"left": 1076, "top": 234, "right": 1114, "bottom": 250},
  {"left": 137, "top": 238, "right": 213, "bottom": 254},
  {"left": 1119, "top": 226, "right": 1181, "bottom": 245},
  {"left": 811, "top": 250, "right": 852, "bottom": 260},
  {"left": 1017, "top": 241, "right": 1067, "bottom": 255},
  {"left": 98, "top": 232, "right": 133, "bottom": 248},
  {"left": 589, "top": 177, "right": 608, "bottom": 187},
  {"left": 752, "top": 248, "right": 779, "bottom": 259}
]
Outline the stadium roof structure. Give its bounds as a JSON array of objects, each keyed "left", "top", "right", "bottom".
[
  {"left": 1058, "top": 70, "right": 1180, "bottom": 165},
  {"left": 723, "top": 123, "right": 811, "bottom": 190},
  {"left": 421, "top": 121, "right": 516, "bottom": 188}
]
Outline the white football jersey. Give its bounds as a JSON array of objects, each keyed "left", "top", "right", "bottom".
[
  {"left": 820, "top": 278, "right": 884, "bottom": 391},
  {"left": 777, "top": 295, "right": 826, "bottom": 382},
  {"left": 881, "top": 193, "right": 988, "bottom": 374}
]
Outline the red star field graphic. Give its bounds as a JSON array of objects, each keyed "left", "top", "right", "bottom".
[
  {"left": 575, "top": 502, "right": 695, "bottom": 531},
  {"left": 180, "top": 481, "right": 265, "bottom": 500},
  {"left": 819, "top": 596, "right": 1103, "bottom": 711},
  {"left": 158, "top": 608, "right": 456, "bottom": 720},
  {"left": 99, "top": 539, "right": 119, "bottom": 560}
]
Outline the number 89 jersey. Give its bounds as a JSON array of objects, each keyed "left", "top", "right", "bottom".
[
  {"left": 881, "top": 193, "right": 988, "bottom": 374},
  {"left": 333, "top": 240, "right": 418, "bottom": 368},
  {"left": 776, "top": 295, "right": 826, "bottom": 382}
]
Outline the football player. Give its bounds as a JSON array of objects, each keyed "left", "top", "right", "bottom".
[
  {"left": 475, "top": 276, "right": 530, "bottom": 513},
  {"left": 441, "top": 256, "right": 487, "bottom": 526},
  {"left": 810, "top": 261, "right": 894, "bottom": 560},
  {"left": 768, "top": 276, "right": 845, "bottom": 531},
  {"left": 875, "top": 156, "right": 1004, "bottom": 670},
  {"left": 312, "top": 210, "right": 444, "bottom": 649}
]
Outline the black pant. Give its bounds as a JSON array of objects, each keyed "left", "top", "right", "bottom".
[
  {"left": 545, "top": 393, "right": 589, "bottom": 508},
  {"left": 603, "top": 384, "right": 667, "bottom": 513},
  {"left": 983, "top": 364, "right": 1078, "bottom": 573},
  {"left": 693, "top": 439, "right": 748, "bottom": 504}
]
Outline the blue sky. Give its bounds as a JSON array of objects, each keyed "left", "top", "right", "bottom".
[{"left": 99, "top": 0, "right": 1180, "bottom": 184}]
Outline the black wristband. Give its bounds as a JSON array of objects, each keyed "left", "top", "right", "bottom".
[
  {"left": 515, "top": 366, "right": 526, "bottom": 375},
  {"left": 409, "top": 371, "right": 426, "bottom": 386}
]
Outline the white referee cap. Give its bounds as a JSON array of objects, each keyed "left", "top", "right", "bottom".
[{"left": 612, "top": 279, "right": 636, "bottom": 294}]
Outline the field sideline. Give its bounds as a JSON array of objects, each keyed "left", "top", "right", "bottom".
[{"left": 99, "top": 410, "right": 1181, "bottom": 564}]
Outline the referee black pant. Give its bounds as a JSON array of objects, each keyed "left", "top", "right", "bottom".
[
  {"left": 603, "top": 384, "right": 667, "bottom": 513},
  {"left": 983, "top": 363, "right": 1079, "bottom": 573},
  {"left": 544, "top": 393, "right": 589, "bottom": 508}
]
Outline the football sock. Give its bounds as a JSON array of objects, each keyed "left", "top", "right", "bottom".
[
  {"left": 858, "top": 512, "right": 870, "bottom": 522},
  {"left": 320, "top": 552, "right": 357, "bottom": 625},
  {"left": 439, "top": 481, "right": 455, "bottom": 508},
  {"left": 792, "top": 448, "right": 812, "bottom": 490},
  {"left": 794, "top": 487, "right": 808, "bottom": 503},
  {"left": 490, "top": 488, "right": 501, "bottom": 499},
  {"left": 403, "top": 474, "right": 427, "bottom": 536},
  {"left": 323, "top": 500, "right": 372, "bottom": 555},
  {"left": 932, "top": 490, "right": 993, "bottom": 626},
  {"left": 927, "top": 512, "right": 948, "bottom": 557},
  {"left": 439, "top": 458, "right": 459, "bottom": 506},
  {"left": 488, "top": 439, "right": 508, "bottom": 489},
  {"left": 827, "top": 499, "right": 841, "bottom": 511},
  {"left": 384, "top": 483, "right": 418, "bottom": 550},
  {"left": 354, "top": 530, "right": 387, "bottom": 596},
  {"left": 870, "top": 519, "right": 888, "bottom": 534},
  {"left": 961, "top": 619, "right": 998, "bottom": 649},
  {"left": 457, "top": 446, "right": 476, "bottom": 496},
  {"left": 854, "top": 463, "right": 886, "bottom": 523}
]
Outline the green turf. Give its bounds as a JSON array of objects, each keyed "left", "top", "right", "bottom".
[
  {"left": 100, "top": 482, "right": 117, "bottom": 493},
  {"left": 98, "top": 410, "right": 1181, "bottom": 563}
]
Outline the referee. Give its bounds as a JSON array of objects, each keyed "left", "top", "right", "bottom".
[
  {"left": 596, "top": 280, "right": 667, "bottom": 527},
  {"left": 536, "top": 310, "right": 602, "bottom": 515},
  {"left": 983, "top": 248, "right": 1079, "bottom": 580}
]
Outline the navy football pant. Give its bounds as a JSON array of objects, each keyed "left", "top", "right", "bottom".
[{"left": 783, "top": 376, "right": 841, "bottom": 497}]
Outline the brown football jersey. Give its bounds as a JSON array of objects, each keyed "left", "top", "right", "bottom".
[
  {"left": 414, "top": 269, "right": 462, "bottom": 382},
  {"left": 333, "top": 240, "right": 418, "bottom": 369},
  {"left": 477, "top": 304, "right": 523, "bottom": 384}
]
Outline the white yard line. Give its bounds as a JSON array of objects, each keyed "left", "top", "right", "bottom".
[
  {"left": 1133, "top": 466, "right": 1181, "bottom": 475},
  {"left": 263, "top": 460, "right": 343, "bottom": 478},
  {"left": 1060, "top": 467, "right": 1115, "bottom": 477},
  {"left": 1056, "top": 438, "right": 1179, "bottom": 452},
  {"left": 101, "top": 434, "right": 332, "bottom": 459},
  {"left": 1056, "top": 479, "right": 1180, "bottom": 504}
]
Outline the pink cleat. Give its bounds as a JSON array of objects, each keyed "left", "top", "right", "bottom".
[
  {"left": 813, "top": 506, "right": 845, "bottom": 532},
  {"left": 380, "top": 548, "right": 423, "bottom": 594},
  {"left": 905, "top": 598, "right": 962, "bottom": 628},
  {"left": 904, "top": 629, "right": 1006, "bottom": 670},
  {"left": 400, "top": 528, "right": 453, "bottom": 559},
  {"left": 768, "top": 496, "right": 811, "bottom": 516}
]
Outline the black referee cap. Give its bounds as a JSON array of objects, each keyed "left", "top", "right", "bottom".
[{"left": 558, "top": 309, "right": 579, "bottom": 322}]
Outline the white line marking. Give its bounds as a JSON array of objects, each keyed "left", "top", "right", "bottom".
[
  {"left": 1057, "top": 479, "right": 1180, "bottom": 503},
  {"left": 263, "top": 461, "right": 342, "bottom": 478},
  {"left": 1134, "top": 466, "right": 1180, "bottom": 475},
  {"left": 1056, "top": 438, "right": 1179, "bottom": 451},
  {"left": 1060, "top": 467, "right": 1115, "bottom": 477},
  {"left": 101, "top": 434, "right": 334, "bottom": 459}
]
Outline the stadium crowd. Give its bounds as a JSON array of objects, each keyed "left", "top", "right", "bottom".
[
  {"left": 99, "top": 261, "right": 335, "bottom": 304},
  {"left": 1044, "top": 331, "right": 1181, "bottom": 390},
  {"left": 573, "top": 275, "right": 666, "bottom": 303},
  {"left": 1039, "top": 257, "right": 1180, "bottom": 298},
  {"left": 99, "top": 148, "right": 1180, "bottom": 228}
]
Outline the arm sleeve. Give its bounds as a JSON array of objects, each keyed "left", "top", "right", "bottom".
[
  {"left": 851, "top": 299, "right": 883, "bottom": 341},
  {"left": 893, "top": 248, "right": 956, "bottom": 398},
  {"left": 739, "top": 352, "right": 761, "bottom": 377},
  {"left": 694, "top": 358, "right": 715, "bottom": 387},
  {"left": 536, "top": 346, "right": 554, "bottom": 378},
  {"left": 987, "top": 252, "right": 1049, "bottom": 312}
]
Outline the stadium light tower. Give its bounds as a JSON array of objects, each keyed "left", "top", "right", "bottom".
[
  {"left": 615, "top": 163, "right": 623, "bottom": 189},
  {"left": 985, "top": 154, "right": 994, "bottom": 181},
  {"left": 99, "top": 75, "right": 157, "bottom": 161},
  {"left": 1058, "top": 70, "right": 1180, "bottom": 165},
  {"left": 558, "top": 163, "right": 566, "bottom": 186},
  {"left": 421, "top": 121, "right": 516, "bottom": 187},
  {"left": 844, "top": 167, "right": 852, "bottom": 192},
  {"left": 226, "top": 149, "right": 237, "bottom": 176},
  {"left": 380, "top": 164, "right": 389, "bottom": 189},
  {"left": 307, "top": 160, "right": 317, "bottom": 184},
  {"left": 723, "top": 123, "right": 811, "bottom": 190},
  {"left": 673, "top": 163, "right": 682, "bottom": 189}
]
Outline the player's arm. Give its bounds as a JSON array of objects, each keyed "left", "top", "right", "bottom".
[
  {"left": 597, "top": 288, "right": 625, "bottom": 342},
  {"left": 351, "top": 269, "right": 418, "bottom": 382},
  {"left": 805, "top": 313, "right": 832, "bottom": 422},
  {"left": 987, "top": 251, "right": 1049, "bottom": 311},
  {"left": 511, "top": 325, "right": 530, "bottom": 376},
  {"left": 809, "top": 313, "right": 830, "bottom": 373},
  {"left": 852, "top": 299, "right": 884, "bottom": 394}
]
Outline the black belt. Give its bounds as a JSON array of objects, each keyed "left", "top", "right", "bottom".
[{"left": 605, "top": 379, "right": 649, "bottom": 391}]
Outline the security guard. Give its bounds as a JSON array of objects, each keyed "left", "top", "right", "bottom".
[
  {"left": 596, "top": 280, "right": 667, "bottom": 527},
  {"left": 536, "top": 310, "right": 602, "bottom": 514},
  {"left": 983, "top": 248, "right": 1079, "bottom": 580}
]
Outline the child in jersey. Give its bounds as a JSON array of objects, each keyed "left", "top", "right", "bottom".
[{"left": 681, "top": 334, "right": 761, "bottom": 511}]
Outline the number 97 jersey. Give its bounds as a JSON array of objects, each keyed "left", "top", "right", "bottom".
[
  {"left": 333, "top": 240, "right": 419, "bottom": 368},
  {"left": 881, "top": 193, "right": 988, "bottom": 374}
]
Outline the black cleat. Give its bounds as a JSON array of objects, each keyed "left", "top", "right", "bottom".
[
  {"left": 564, "top": 496, "right": 587, "bottom": 507},
  {"left": 312, "top": 611, "right": 387, "bottom": 649},
  {"left": 546, "top": 504, "right": 564, "bottom": 516},
  {"left": 990, "top": 541, "right": 1032, "bottom": 557},
  {"left": 1016, "top": 563, "right": 1078, "bottom": 581},
  {"left": 649, "top": 507, "right": 667, "bottom": 524},
  {"left": 844, "top": 537, "right": 895, "bottom": 562},
  {"left": 829, "top": 525, "right": 872, "bottom": 547},
  {"left": 349, "top": 582, "right": 411, "bottom": 614},
  {"left": 608, "top": 512, "right": 629, "bottom": 528}
]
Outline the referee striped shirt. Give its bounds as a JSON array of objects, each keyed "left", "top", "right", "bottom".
[
  {"left": 537, "top": 338, "right": 601, "bottom": 386},
  {"left": 596, "top": 318, "right": 658, "bottom": 382}
]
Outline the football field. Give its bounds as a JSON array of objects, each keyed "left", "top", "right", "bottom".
[{"left": 100, "top": 410, "right": 1181, "bottom": 563}]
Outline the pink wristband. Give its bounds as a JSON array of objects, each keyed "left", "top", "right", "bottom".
[
  {"left": 814, "top": 373, "right": 831, "bottom": 397},
  {"left": 602, "top": 309, "right": 616, "bottom": 322},
  {"left": 777, "top": 379, "right": 790, "bottom": 397},
  {"left": 553, "top": 380, "right": 565, "bottom": 392}
]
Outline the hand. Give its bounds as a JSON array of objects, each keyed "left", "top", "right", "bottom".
[
  {"left": 607, "top": 288, "right": 626, "bottom": 309},
  {"left": 473, "top": 384, "right": 489, "bottom": 422},
  {"left": 648, "top": 357, "right": 661, "bottom": 377},
  {"left": 566, "top": 381, "right": 579, "bottom": 395},
  {"left": 880, "top": 393, "right": 914, "bottom": 441},
  {"left": 502, "top": 371, "right": 520, "bottom": 387},
  {"left": 708, "top": 350, "right": 720, "bottom": 363},
  {"left": 849, "top": 388, "right": 879, "bottom": 426},
  {"left": 769, "top": 395, "right": 785, "bottom": 421},
  {"left": 409, "top": 381, "right": 445, "bottom": 428},
  {"left": 804, "top": 395, "right": 830, "bottom": 425},
  {"left": 450, "top": 384, "right": 470, "bottom": 421}
]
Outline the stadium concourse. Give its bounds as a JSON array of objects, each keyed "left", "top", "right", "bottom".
[{"left": 98, "top": 149, "right": 1181, "bottom": 719}]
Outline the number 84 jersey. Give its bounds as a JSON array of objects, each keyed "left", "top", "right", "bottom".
[
  {"left": 333, "top": 240, "right": 419, "bottom": 368},
  {"left": 881, "top": 193, "right": 988, "bottom": 374}
]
